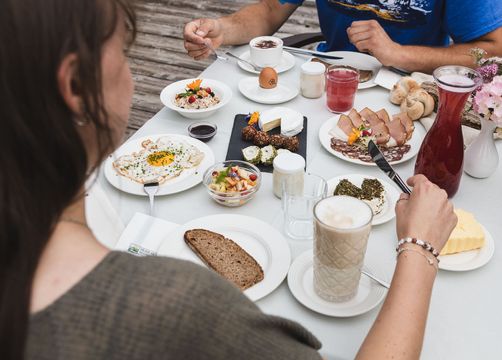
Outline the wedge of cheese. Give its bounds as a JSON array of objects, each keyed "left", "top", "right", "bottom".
[
  {"left": 441, "top": 209, "right": 485, "bottom": 255},
  {"left": 258, "top": 107, "right": 303, "bottom": 136}
]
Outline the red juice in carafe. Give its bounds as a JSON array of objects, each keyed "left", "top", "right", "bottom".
[
  {"left": 326, "top": 66, "right": 359, "bottom": 113},
  {"left": 414, "top": 69, "right": 481, "bottom": 197}
]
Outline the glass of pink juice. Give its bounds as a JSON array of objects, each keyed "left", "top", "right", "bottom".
[{"left": 325, "top": 65, "right": 359, "bottom": 113}]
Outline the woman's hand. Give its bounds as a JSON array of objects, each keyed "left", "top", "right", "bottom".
[
  {"left": 183, "top": 18, "right": 224, "bottom": 60},
  {"left": 395, "top": 175, "right": 458, "bottom": 252}
]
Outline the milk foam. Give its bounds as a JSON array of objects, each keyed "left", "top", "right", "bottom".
[{"left": 315, "top": 196, "right": 372, "bottom": 229}]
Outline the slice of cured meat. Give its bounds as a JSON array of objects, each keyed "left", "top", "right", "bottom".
[
  {"left": 338, "top": 114, "right": 356, "bottom": 137},
  {"left": 348, "top": 108, "right": 364, "bottom": 128},
  {"left": 387, "top": 119, "right": 407, "bottom": 146},
  {"left": 371, "top": 121, "right": 391, "bottom": 145},
  {"left": 393, "top": 112, "right": 415, "bottom": 140},
  {"left": 360, "top": 107, "right": 382, "bottom": 128},
  {"left": 376, "top": 109, "right": 391, "bottom": 124}
]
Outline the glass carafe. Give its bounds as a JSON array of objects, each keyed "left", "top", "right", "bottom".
[{"left": 414, "top": 66, "right": 481, "bottom": 197}]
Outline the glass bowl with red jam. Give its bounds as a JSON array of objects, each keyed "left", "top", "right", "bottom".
[{"left": 188, "top": 122, "right": 217, "bottom": 142}]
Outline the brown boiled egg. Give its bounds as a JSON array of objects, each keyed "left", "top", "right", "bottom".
[{"left": 259, "top": 67, "right": 278, "bottom": 89}]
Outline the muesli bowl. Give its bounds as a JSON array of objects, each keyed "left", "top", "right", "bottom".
[
  {"left": 160, "top": 78, "right": 232, "bottom": 119},
  {"left": 203, "top": 160, "right": 261, "bottom": 207}
]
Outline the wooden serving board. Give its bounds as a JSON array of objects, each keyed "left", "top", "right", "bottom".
[{"left": 225, "top": 114, "right": 308, "bottom": 173}]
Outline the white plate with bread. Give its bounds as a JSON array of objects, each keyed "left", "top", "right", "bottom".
[
  {"left": 157, "top": 214, "right": 291, "bottom": 301},
  {"left": 288, "top": 250, "right": 387, "bottom": 317}
]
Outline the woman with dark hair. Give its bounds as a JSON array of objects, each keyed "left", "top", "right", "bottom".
[{"left": 0, "top": 0, "right": 457, "bottom": 359}]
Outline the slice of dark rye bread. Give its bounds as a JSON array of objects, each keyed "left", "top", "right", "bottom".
[{"left": 184, "top": 229, "right": 264, "bottom": 290}]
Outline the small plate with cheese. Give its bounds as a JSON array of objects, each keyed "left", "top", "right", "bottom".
[{"left": 438, "top": 210, "right": 495, "bottom": 272}]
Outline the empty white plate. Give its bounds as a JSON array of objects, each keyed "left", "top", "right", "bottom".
[
  {"left": 238, "top": 77, "right": 299, "bottom": 105},
  {"left": 238, "top": 50, "right": 296, "bottom": 74},
  {"left": 439, "top": 225, "right": 495, "bottom": 271},
  {"left": 288, "top": 250, "right": 387, "bottom": 317}
]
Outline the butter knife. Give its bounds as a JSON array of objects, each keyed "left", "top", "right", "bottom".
[
  {"left": 283, "top": 46, "right": 344, "bottom": 60},
  {"left": 367, "top": 140, "right": 411, "bottom": 194}
]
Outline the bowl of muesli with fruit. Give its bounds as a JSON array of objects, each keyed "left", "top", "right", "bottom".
[{"left": 160, "top": 78, "right": 232, "bottom": 119}]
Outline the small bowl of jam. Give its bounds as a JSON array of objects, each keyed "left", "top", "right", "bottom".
[{"left": 188, "top": 122, "right": 217, "bottom": 142}]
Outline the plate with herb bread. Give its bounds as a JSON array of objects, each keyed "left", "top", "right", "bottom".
[
  {"left": 157, "top": 214, "right": 291, "bottom": 301},
  {"left": 326, "top": 174, "right": 400, "bottom": 226}
]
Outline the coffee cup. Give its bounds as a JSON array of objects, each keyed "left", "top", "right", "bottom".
[
  {"left": 249, "top": 36, "right": 283, "bottom": 68},
  {"left": 313, "top": 195, "right": 373, "bottom": 302}
]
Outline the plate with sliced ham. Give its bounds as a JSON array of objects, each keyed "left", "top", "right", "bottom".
[{"left": 319, "top": 107, "right": 426, "bottom": 166}]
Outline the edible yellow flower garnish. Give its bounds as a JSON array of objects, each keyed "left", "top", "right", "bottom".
[
  {"left": 248, "top": 112, "right": 260, "bottom": 126},
  {"left": 348, "top": 128, "right": 361, "bottom": 145},
  {"left": 187, "top": 79, "right": 203, "bottom": 91}
]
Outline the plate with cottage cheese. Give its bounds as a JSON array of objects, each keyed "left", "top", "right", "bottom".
[{"left": 326, "top": 174, "right": 400, "bottom": 226}]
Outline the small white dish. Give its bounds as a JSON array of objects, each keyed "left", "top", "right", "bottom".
[
  {"left": 238, "top": 51, "right": 296, "bottom": 74},
  {"left": 160, "top": 78, "right": 232, "bottom": 119},
  {"left": 288, "top": 250, "right": 386, "bottom": 317},
  {"left": 157, "top": 214, "right": 292, "bottom": 302},
  {"left": 238, "top": 77, "right": 299, "bottom": 105},
  {"left": 439, "top": 225, "right": 495, "bottom": 271},
  {"left": 104, "top": 134, "right": 215, "bottom": 196},
  {"left": 318, "top": 113, "right": 425, "bottom": 166},
  {"left": 326, "top": 174, "right": 400, "bottom": 226},
  {"left": 310, "top": 51, "right": 382, "bottom": 89}
]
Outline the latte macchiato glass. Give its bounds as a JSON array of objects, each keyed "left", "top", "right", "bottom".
[{"left": 313, "top": 196, "right": 373, "bottom": 302}]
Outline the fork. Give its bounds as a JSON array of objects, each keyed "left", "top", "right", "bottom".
[
  {"left": 143, "top": 182, "right": 159, "bottom": 216},
  {"left": 225, "top": 51, "right": 263, "bottom": 72}
]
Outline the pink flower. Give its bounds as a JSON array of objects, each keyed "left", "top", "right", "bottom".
[{"left": 474, "top": 76, "right": 502, "bottom": 126}]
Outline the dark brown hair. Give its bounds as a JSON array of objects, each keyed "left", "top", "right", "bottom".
[{"left": 0, "top": 0, "right": 136, "bottom": 358}]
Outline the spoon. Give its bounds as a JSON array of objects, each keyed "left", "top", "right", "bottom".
[
  {"left": 143, "top": 182, "right": 159, "bottom": 216},
  {"left": 204, "top": 41, "right": 228, "bottom": 62},
  {"left": 362, "top": 269, "right": 390, "bottom": 289},
  {"left": 225, "top": 51, "right": 263, "bottom": 72}
]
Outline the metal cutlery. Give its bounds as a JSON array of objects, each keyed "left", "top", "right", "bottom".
[
  {"left": 143, "top": 182, "right": 159, "bottom": 216},
  {"left": 224, "top": 51, "right": 262, "bottom": 72},
  {"left": 205, "top": 42, "right": 228, "bottom": 62},
  {"left": 362, "top": 269, "right": 390, "bottom": 289},
  {"left": 283, "top": 46, "right": 344, "bottom": 60},
  {"left": 367, "top": 140, "right": 412, "bottom": 194}
]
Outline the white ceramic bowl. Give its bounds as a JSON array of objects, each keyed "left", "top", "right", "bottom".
[{"left": 160, "top": 78, "right": 233, "bottom": 119}]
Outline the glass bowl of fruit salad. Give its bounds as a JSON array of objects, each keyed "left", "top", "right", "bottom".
[{"left": 203, "top": 161, "right": 261, "bottom": 207}]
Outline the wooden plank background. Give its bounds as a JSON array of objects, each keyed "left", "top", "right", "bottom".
[{"left": 126, "top": 0, "right": 320, "bottom": 137}]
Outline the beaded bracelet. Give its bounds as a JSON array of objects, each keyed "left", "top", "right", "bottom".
[
  {"left": 397, "top": 247, "right": 438, "bottom": 271},
  {"left": 396, "top": 237, "right": 440, "bottom": 259}
]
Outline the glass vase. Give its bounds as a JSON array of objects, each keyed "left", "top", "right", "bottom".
[{"left": 414, "top": 66, "right": 482, "bottom": 197}]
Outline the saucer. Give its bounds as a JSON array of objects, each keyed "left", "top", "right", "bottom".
[
  {"left": 287, "top": 250, "right": 387, "bottom": 317},
  {"left": 238, "top": 51, "right": 296, "bottom": 74},
  {"left": 238, "top": 77, "right": 299, "bottom": 105}
]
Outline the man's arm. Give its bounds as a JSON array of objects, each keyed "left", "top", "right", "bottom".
[
  {"left": 347, "top": 20, "right": 502, "bottom": 73},
  {"left": 184, "top": 0, "right": 298, "bottom": 60}
]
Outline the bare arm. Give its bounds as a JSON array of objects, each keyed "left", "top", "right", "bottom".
[
  {"left": 184, "top": 0, "right": 298, "bottom": 60},
  {"left": 356, "top": 176, "right": 457, "bottom": 359},
  {"left": 348, "top": 21, "right": 502, "bottom": 73}
]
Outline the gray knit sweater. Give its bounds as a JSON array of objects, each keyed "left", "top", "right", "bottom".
[{"left": 27, "top": 252, "right": 322, "bottom": 359}]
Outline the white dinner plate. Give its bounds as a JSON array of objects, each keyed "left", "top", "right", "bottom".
[
  {"left": 104, "top": 134, "right": 215, "bottom": 196},
  {"left": 238, "top": 77, "right": 299, "bottom": 105},
  {"left": 439, "top": 225, "right": 495, "bottom": 271},
  {"left": 326, "top": 174, "right": 400, "bottom": 226},
  {"left": 160, "top": 78, "right": 232, "bottom": 119},
  {"left": 238, "top": 50, "right": 296, "bottom": 74},
  {"left": 288, "top": 250, "right": 387, "bottom": 317},
  {"left": 312, "top": 51, "right": 382, "bottom": 89},
  {"left": 318, "top": 113, "right": 425, "bottom": 166},
  {"left": 157, "top": 214, "right": 292, "bottom": 302}
]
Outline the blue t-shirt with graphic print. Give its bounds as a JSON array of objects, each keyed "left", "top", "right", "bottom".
[{"left": 279, "top": 0, "right": 502, "bottom": 52}]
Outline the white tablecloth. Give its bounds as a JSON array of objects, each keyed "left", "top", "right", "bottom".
[{"left": 95, "top": 47, "right": 502, "bottom": 359}]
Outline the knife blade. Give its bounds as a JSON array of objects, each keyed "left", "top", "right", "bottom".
[
  {"left": 283, "top": 46, "right": 344, "bottom": 60},
  {"left": 367, "top": 140, "right": 411, "bottom": 194}
]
